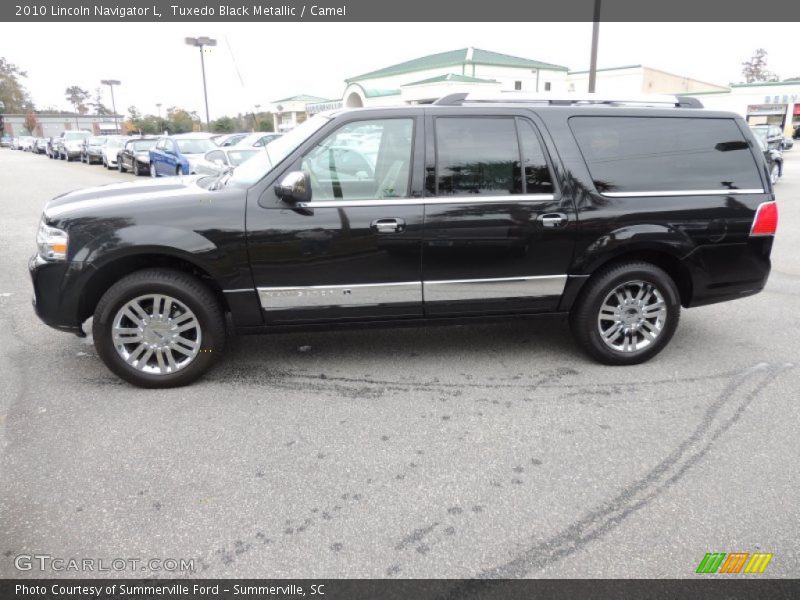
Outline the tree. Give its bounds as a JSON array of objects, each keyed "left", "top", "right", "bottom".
[
  {"left": 741, "top": 49, "right": 779, "bottom": 84},
  {"left": 0, "top": 57, "right": 34, "bottom": 113},
  {"left": 90, "top": 87, "right": 110, "bottom": 116},
  {"left": 23, "top": 109, "right": 38, "bottom": 135},
  {"left": 65, "top": 85, "right": 90, "bottom": 116},
  {"left": 211, "top": 116, "right": 236, "bottom": 133},
  {"left": 255, "top": 112, "right": 274, "bottom": 132},
  {"left": 165, "top": 106, "right": 200, "bottom": 134}
]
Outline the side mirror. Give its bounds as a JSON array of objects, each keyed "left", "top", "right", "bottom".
[{"left": 275, "top": 171, "right": 311, "bottom": 204}]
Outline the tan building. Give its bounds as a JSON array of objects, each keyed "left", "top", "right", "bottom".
[{"left": 566, "top": 65, "right": 729, "bottom": 95}]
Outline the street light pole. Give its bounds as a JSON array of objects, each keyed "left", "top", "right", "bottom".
[
  {"left": 588, "top": 0, "right": 601, "bottom": 93},
  {"left": 155, "top": 103, "right": 162, "bottom": 133},
  {"left": 101, "top": 79, "right": 121, "bottom": 133},
  {"left": 185, "top": 36, "right": 217, "bottom": 131}
]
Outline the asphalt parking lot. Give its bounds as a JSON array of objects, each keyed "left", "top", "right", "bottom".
[{"left": 0, "top": 149, "right": 798, "bottom": 579}]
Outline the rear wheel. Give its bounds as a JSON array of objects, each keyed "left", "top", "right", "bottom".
[
  {"left": 93, "top": 269, "right": 226, "bottom": 388},
  {"left": 569, "top": 261, "right": 680, "bottom": 365}
]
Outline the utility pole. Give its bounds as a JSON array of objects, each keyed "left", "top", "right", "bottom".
[
  {"left": 185, "top": 36, "right": 217, "bottom": 130},
  {"left": 588, "top": 0, "right": 601, "bottom": 93},
  {"left": 101, "top": 79, "right": 121, "bottom": 132}
]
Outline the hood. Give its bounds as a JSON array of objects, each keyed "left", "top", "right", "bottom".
[{"left": 45, "top": 176, "right": 206, "bottom": 221}]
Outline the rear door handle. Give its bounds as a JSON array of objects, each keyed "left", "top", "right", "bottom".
[
  {"left": 538, "top": 213, "right": 568, "bottom": 228},
  {"left": 371, "top": 218, "right": 406, "bottom": 233}
]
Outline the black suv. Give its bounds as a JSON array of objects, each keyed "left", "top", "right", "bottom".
[{"left": 30, "top": 93, "right": 778, "bottom": 388}]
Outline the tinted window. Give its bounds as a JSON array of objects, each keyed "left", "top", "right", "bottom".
[
  {"left": 517, "top": 119, "right": 554, "bottom": 194},
  {"left": 176, "top": 138, "right": 216, "bottom": 154},
  {"left": 570, "top": 116, "right": 762, "bottom": 193},
  {"left": 434, "top": 117, "right": 521, "bottom": 196},
  {"left": 206, "top": 150, "right": 225, "bottom": 163},
  {"left": 302, "top": 118, "right": 413, "bottom": 201}
]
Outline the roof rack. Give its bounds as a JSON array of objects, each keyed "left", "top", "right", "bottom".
[{"left": 433, "top": 92, "right": 704, "bottom": 109}]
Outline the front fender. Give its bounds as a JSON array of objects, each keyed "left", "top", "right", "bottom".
[{"left": 73, "top": 224, "right": 222, "bottom": 275}]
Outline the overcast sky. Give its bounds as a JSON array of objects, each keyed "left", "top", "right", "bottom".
[{"left": 1, "top": 22, "right": 797, "bottom": 119}]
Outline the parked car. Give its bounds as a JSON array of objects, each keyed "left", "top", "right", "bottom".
[
  {"left": 232, "top": 132, "right": 282, "bottom": 148},
  {"left": 101, "top": 136, "right": 127, "bottom": 169},
  {"left": 0, "top": 134, "right": 11, "bottom": 148},
  {"left": 749, "top": 124, "right": 783, "bottom": 151},
  {"left": 192, "top": 147, "right": 259, "bottom": 176},
  {"left": 29, "top": 94, "right": 779, "bottom": 387},
  {"left": 81, "top": 136, "right": 108, "bottom": 164},
  {"left": 34, "top": 137, "right": 49, "bottom": 154},
  {"left": 58, "top": 130, "right": 92, "bottom": 161},
  {"left": 148, "top": 134, "right": 217, "bottom": 177},
  {"left": 46, "top": 136, "right": 60, "bottom": 159},
  {"left": 211, "top": 133, "right": 249, "bottom": 147},
  {"left": 117, "top": 137, "right": 158, "bottom": 175},
  {"left": 753, "top": 136, "right": 783, "bottom": 185},
  {"left": 782, "top": 137, "right": 793, "bottom": 151},
  {"left": 19, "top": 136, "right": 35, "bottom": 151}
]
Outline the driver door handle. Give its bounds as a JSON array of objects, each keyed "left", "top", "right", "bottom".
[
  {"left": 538, "top": 213, "right": 568, "bottom": 228},
  {"left": 371, "top": 218, "right": 406, "bottom": 233}
]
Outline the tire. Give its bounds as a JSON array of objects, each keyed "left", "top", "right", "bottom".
[
  {"left": 150, "top": 162, "right": 157, "bottom": 178},
  {"left": 176, "top": 166, "right": 182, "bottom": 176},
  {"left": 569, "top": 261, "right": 680, "bottom": 366},
  {"left": 93, "top": 268, "right": 226, "bottom": 388},
  {"left": 133, "top": 159, "right": 139, "bottom": 175},
  {"left": 118, "top": 159, "right": 126, "bottom": 173},
  {"left": 770, "top": 164, "right": 780, "bottom": 186}
]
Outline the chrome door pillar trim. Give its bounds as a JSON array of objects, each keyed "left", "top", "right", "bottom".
[
  {"left": 296, "top": 194, "right": 555, "bottom": 209},
  {"left": 602, "top": 189, "right": 764, "bottom": 198}
]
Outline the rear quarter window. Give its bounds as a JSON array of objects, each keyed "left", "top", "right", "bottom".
[{"left": 569, "top": 116, "right": 763, "bottom": 194}]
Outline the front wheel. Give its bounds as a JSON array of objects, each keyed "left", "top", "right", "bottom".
[
  {"left": 133, "top": 159, "right": 140, "bottom": 175},
  {"left": 93, "top": 269, "right": 226, "bottom": 388},
  {"left": 570, "top": 261, "right": 680, "bottom": 365},
  {"left": 770, "top": 163, "right": 780, "bottom": 186},
  {"left": 150, "top": 162, "right": 157, "bottom": 178},
  {"left": 118, "top": 159, "right": 126, "bottom": 173}
]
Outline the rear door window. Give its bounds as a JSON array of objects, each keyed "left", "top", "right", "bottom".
[{"left": 569, "top": 116, "right": 763, "bottom": 194}]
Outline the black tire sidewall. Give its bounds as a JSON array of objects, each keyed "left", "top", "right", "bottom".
[
  {"left": 93, "top": 271, "right": 225, "bottom": 388},
  {"left": 571, "top": 262, "right": 680, "bottom": 365}
]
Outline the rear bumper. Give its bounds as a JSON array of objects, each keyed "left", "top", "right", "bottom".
[{"left": 683, "top": 238, "right": 772, "bottom": 308}]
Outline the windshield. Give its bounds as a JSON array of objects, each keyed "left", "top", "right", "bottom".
[
  {"left": 64, "top": 132, "right": 90, "bottom": 141},
  {"left": 132, "top": 140, "right": 157, "bottom": 151},
  {"left": 176, "top": 138, "right": 216, "bottom": 154},
  {"left": 227, "top": 149, "right": 257, "bottom": 166},
  {"left": 229, "top": 114, "right": 331, "bottom": 186},
  {"left": 106, "top": 137, "right": 126, "bottom": 148},
  {"left": 88, "top": 137, "right": 105, "bottom": 145}
]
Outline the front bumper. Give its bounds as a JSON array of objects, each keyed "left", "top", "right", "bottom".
[{"left": 29, "top": 254, "right": 94, "bottom": 335}]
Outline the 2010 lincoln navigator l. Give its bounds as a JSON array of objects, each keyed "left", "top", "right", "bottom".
[{"left": 29, "top": 93, "right": 778, "bottom": 387}]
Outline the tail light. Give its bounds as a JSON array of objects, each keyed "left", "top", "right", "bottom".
[{"left": 750, "top": 201, "right": 778, "bottom": 236}]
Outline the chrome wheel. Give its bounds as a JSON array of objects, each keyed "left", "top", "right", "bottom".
[
  {"left": 597, "top": 280, "right": 667, "bottom": 353},
  {"left": 111, "top": 294, "right": 201, "bottom": 375}
]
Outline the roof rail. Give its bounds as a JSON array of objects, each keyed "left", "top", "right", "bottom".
[{"left": 433, "top": 91, "right": 703, "bottom": 108}]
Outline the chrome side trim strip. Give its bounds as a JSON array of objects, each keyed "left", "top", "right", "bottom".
[
  {"left": 603, "top": 189, "right": 764, "bottom": 198},
  {"left": 258, "top": 281, "right": 422, "bottom": 310},
  {"left": 423, "top": 275, "right": 568, "bottom": 303},
  {"left": 223, "top": 288, "right": 255, "bottom": 294},
  {"left": 297, "top": 194, "right": 555, "bottom": 209}
]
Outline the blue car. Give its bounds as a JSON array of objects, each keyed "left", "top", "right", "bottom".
[{"left": 149, "top": 134, "right": 217, "bottom": 177}]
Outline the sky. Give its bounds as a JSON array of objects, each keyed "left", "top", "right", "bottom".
[{"left": 1, "top": 22, "right": 797, "bottom": 119}]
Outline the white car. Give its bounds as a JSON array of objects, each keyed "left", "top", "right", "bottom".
[
  {"left": 58, "top": 131, "right": 91, "bottom": 160},
  {"left": 192, "top": 147, "right": 259, "bottom": 176},
  {"left": 101, "top": 136, "right": 128, "bottom": 169},
  {"left": 231, "top": 132, "right": 282, "bottom": 148}
]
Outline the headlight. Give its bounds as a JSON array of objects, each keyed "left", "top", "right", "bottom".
[{"left": 36, "top": 218, "right": 69, "bottom": 261}]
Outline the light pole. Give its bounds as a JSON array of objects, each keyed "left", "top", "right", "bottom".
[
  {"left": 185, "top": 36, "right": 217, "bottom": 130},
  {"left": 155, "top": 103, "right": 162, "bottom": 133},
  {"left": 101, "top": 79, "right": 121, "bottom": 132},
  {"left": 588, "top": 0, "right": 601, "bottom": 93},
  {"left": 253, "top": 104, "right": 261, "bottom": 131}
]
